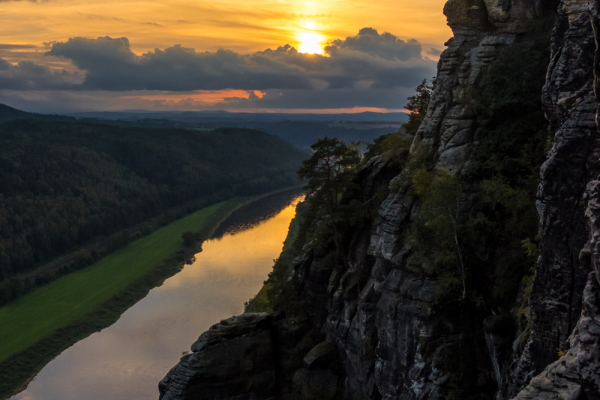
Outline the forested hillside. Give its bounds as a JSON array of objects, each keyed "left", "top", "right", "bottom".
[
  {"left": 0, "top": 119, "right": 306, "bottom": 302},
  {"left": 0, "top": 104, "right": 73, "bottom": 124}
]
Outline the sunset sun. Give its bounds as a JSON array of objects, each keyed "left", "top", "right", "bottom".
[{"left": 297, "top": 21, "right": 326, "bottom": 54}]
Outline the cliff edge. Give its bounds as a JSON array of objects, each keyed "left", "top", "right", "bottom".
[{"left": 159, "top": 1, "right": 600, "bottom": 399}]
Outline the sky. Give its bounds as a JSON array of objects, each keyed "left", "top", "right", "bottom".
[{"left": 0, "top": 0, "right": 451, "bottom": 113}]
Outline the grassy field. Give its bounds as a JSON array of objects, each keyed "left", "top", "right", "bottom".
[{"left": 0, "top": 198, "right": 244, "bottom": 364}]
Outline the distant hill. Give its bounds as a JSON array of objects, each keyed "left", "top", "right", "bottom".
[
  {"left": 73, "top": 117, "right": 402, "bottom": 149},
  {"left": 67, "top": 110, "right": 410, "bottom": 123},
  {"left": 259, "top": 120, "right": 401, "bottom": 148},
  {"left": 0, "top": 104, "right": 74, "bottom": 123},
  {"left": 72, "top": 110, "right": 407, "bottom": 149},
  {"left": 0, "top": 104, "right": 406, "bottom": 149},
  {"left": 0, "top": 118, "right": 306, "bottom": 302}
]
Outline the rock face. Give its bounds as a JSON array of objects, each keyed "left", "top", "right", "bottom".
[
  {"left": 513, "top": 273, "right": 600, "bottom": 400},
  {"left": 511, "top": 0, "right": 600, "bottom": 393},
  {"left": 511, "top": 181, "right": 600, "bottom": 399},
  {"left": 301, "top": 0, "right": 558, "bottom": 398},
  {"left": 159, "top": 311, "right": 345, "bottom": 400},
  {"left": 160, "top": 1, "right": 600, "bottom": 399},
  {"left": 158, "top": 313, "right": 276, "bottom": 400}
]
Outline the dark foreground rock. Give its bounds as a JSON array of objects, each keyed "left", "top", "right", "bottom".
[
  {"left": 513, "top": 273, "right": 600, "bottom": 400},
  {"left": 160, "top": 0, "right": 600, "bottom": 398},
  {"left": 158, "top": 313, "right": 276, "bottom": 400},
  {"left": 159, "top": 313, "right": 344, "bottom": 400}
]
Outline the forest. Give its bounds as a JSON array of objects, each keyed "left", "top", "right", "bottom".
[{"left": 0, "top": 118, "right": 306, "bottom": 303}]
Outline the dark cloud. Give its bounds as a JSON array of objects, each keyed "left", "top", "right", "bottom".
[
  {"left": 0, "top": 28, "right": 436, "bottom": 112},
  {"left": 0, "top": 87, "right": 414, "bottom": 113},
  {"left": 0, "top": 58, "right": 81, "bottom": 90},
  {"left": 41, "top": 29, "right": 434, "bottom": 92},
  {"left": 226, "top": 87, "right": 416, "bottom": 110},
  {"left": 325, "top": 27, "right": 422, "bottom": 61}
]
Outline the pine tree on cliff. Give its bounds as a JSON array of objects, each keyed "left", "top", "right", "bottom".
[
  {"left": 298, "top": 137, "right": 361, "bottom": 212},
  {"left": 403, "top": 78, "right": 436, "bottom": 136},
  {"left": 297, "top": 137, "right": 361, "bottom": 264}
]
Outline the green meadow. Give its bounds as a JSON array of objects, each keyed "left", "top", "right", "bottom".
[{"left": 0, "top": 198, "right": 244, "bottom": 364}]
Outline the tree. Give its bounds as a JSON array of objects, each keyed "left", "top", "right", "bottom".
[
  {"left": 296, "top": 138, "right": 362, "bottom": 264},
  {"left": 182, "top": 232, "right": 196, "bottom": 247},
  {"left": 297, "top": 137, "right": 361, "bottom": 213},
  {"left": 403, "top": 78, "right": 436, "bottom": 136},
  {"left": 182, "top": 231, "right": 204, "bottom": 247},
  {"left": 410, "top": 169, "right": 467, "bottom": 302}
]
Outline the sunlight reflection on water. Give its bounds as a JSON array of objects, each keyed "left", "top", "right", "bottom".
[{"left": 11, "top": 194, "right": 302, "bottom": 400}]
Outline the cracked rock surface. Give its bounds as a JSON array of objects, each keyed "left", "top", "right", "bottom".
[
  {"left": 158, "top": 313, "right": 276, "bottom": 400},
  {"left": 159, "top": 1, "right": 600, "bottom": 399},
  {"left": 513, "top": 272, "right": 600, "bottom": 400}
]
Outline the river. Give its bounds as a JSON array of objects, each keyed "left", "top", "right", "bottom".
[{"left": 11, "top": 191, "right": 303, "bottom": 400}]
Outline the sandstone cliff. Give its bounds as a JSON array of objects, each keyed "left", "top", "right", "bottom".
[{"left": 159, "top": 1, "right": 600, "bottom": 399}]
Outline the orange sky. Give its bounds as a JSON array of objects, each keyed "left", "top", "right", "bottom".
[
  {"left": 1, "top": 0, "right": 450, "bottom": 57},
  {"left": 0, "top": 0, "right": 451, "bottom": 112}
]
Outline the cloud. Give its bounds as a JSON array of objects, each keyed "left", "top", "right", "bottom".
[
  {"left": 0, "top": 28, "right": 436, "bottom": 111},
  {"left": 0, "top": 58, "right": 81, "bottom": 90},
  {"left": 0, "top": 87, "right": 414, "bottom": 113},
  {"left": 79, "top": 13, "right": 127, "bottom": 22},
  {"left": 41, "top": 29, "right": 434, "bottom": 92},
  {"left": 205, "top": 19, "right": 278, "bottom": 31},
  {"left": 325, "top": 27, "right": 422, "bottom": 61},
  {"left": 226, "top": 87, "right": 416, "bottom": 110},
  {"left": 427, "top": 47, "right": 443, "bottom": 56},
  {"left": 0, "top": 44, "right": 38, "bottom": 50}
]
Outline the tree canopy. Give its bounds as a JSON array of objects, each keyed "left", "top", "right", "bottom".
[{"left": 298, "top": 137, "right": 361, "bottom": 212}]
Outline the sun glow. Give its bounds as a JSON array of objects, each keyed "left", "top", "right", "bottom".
[
  {"left": 297, "top": 21, "right": 326, "bottom": 54},
  {"left": 1, "top": 0, "right": 451, "bottom": 57}
]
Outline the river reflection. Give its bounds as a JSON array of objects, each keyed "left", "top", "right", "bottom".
[{"left": 11, "top": 192, "right": 303, "bottom": 400}]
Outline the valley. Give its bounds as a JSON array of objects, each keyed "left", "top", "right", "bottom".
[{"left": 6, "top": 190, "right": 303, "bottom": 400}]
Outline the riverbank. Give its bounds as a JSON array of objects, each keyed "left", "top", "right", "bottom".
[
  {"left": 0, "top": 188, "right": 301, "bottom": 399},
  {"left": 245, "top": 200, "right": 305, "bottom": 313}
]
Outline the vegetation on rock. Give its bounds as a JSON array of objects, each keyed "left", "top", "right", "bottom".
[
  {"left": 402, "top": 78, "right": 436, "bottom": 136},
  {"left": 278, "top": 42, "right": 551, "bottom": 398},
  {"left": 296, "top": 137, "right": 366, "bottom": 263}
]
